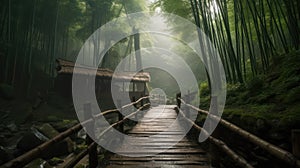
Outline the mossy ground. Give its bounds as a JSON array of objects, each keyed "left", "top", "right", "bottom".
[{"left": 199, "top": 50, "right": 300, "bottom": 148}]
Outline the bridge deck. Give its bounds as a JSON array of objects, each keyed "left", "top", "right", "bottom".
[{"left": 107, "top": 105, "right": 209, "bottom": 168}]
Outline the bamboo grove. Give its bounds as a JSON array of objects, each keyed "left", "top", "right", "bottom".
[
  {"left": 154, "top": 0, "right": 300, "bottom": 83},
  {"left": 0, "top": 0, "right": 299, "bottom": 97},
  {"left": 0, "top": 0, "right": 146, "bottom": 96}
]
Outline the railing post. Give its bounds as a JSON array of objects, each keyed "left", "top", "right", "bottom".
[
  {"left": 117, "top": 100, "right": 124, "bottom": 133},
  {"left": 176, "top": 93, "right": 181, "bottom": 108},
  {"left": 141, "top": 94, "right": 144, "bottom": 106},
  {"left": 140, "top": 94, "right": 144, "bottom": 113},
  {"left": 292, "top": 129, "right": 300, "bottom": 159},
  {"left": 84, "top": 103, "right": 98, "bottom": 168},
  {"left": 132, "top": 96, "right": 138, "bottom": 120},
  {"left": 186, "top": 90, "right": 190, "bottom": 119},
  {"left": 209, "top": 96, "right": 220, "bottom": 167}
]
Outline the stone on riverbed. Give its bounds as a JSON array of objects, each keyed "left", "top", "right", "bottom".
[
  {"left": 16, "top": 123, "right": 74, "bottom": 159},
  {"left": 35, "top": 123, "right": 74, "bottom": 159}
]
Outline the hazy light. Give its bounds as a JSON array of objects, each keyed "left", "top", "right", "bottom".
[{"left": 155, "top": 7, "right": 162, "bottom": 13}]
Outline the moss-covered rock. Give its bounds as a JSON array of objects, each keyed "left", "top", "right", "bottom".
[{"left": 35, "top": 123, "right": 74, "bottom": 158}]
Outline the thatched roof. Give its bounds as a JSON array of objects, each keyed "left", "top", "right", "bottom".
[{"left": 56, "top": 58, "right": 150, "bottom": 82}]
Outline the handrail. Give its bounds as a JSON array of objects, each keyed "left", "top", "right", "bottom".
[
  {"left": 1, "top": 96, "right": 150, "bottom": 168},
  {"left": 97, "top": 103, "right": 150, "bottom": 138},
  {"left": 83, "top": 95, "right": 150, "bottom": 124},
  {"left": 178, "top": 97, "right": 300, "bottom": 167},
  {"left": 122, "top": 96, "right": 149, "bottom": 109},
  {"left": 176, "top": 107, "right": 254, "bottom": 168},
  {"left": 64, "top": 102, "right": 151, "bottom": 168}
]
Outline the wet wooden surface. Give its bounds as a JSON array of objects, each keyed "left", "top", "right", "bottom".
[{"left": 107, "top": 105, "right": 209, "bottom": 168}]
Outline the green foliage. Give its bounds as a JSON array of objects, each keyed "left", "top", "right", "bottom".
[
  {"left": 199, "top": 82, "right": 209, "bottom": 97},
  {"left": 216, "top": 50, "right": 300, "bottom": 144},
  {"left": 284, "top": 86, "right": 300, "bottom": 104},
  {"left": 246, "top": 76, "right": 264, "bottom": 93}
]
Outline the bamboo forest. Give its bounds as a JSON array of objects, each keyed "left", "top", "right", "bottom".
[{"left": 0, "top": 0, "right": 300, "bottom": 167}]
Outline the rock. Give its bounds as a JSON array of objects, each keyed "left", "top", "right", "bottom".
[
  {"left": 75, "top": 163, "right": 88, "bottom": 168},
  {"left": 35, "top": 123, "right": 74, "bottom": 159},
  {"left": 7, "top": 123, "right": 18, "bottom": 132},
  {"left": 51, "top": 120, "right": 78, "bottom": 132},
  {"left": 16, "top": 124, "right": 74, "bottom": 159},
  {"left": 0, "top": 83, "right": 15, "bottom": 100},
  {"left": 48, "top": 157, "right": 64, "bottom": 166},
  {"left": 36, "top": 123, "right": 60, "bottom": 138},
  {"left": 16, "top": 129, "right": 47, "bottom": 154},
  {"left": 24, "top": 158, "right": 51, "bottom": 168},
  {"left": 0, "top": 146, "right": 9, "bottom": 165}
]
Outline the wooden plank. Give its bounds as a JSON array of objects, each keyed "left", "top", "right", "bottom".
[
  {"left": 107, "top": 165, "right": 210, "bottom": 168},
  {"left": 114, "top": 149, "right": 206, "bottom": 155},
  {"left": 127, "top": 143, "right": 199, "bottom": 147},
  {"left": 109, "top": 161, "right": 208, "bottom": 165},
  {"left": 110, "top": 155, "right": 208, "bottom": 161}
]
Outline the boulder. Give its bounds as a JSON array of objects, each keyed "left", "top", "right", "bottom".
[
  {"left": 47, "top": 157, "right": 64, "bottom": 166},
  {"left": 35, "top": 123, "right": 74, "bottom": 159},
  {"left": 0, "top": 146, "right": 10, "bottom": 165},
  {"left": 51, "top": 120, "right": 78, "bottom": 132},
  {"left": 24, "top": 158, "right": 51, "bottom": 168},
  {"left": 7, "top": 123, "right": 18, "bottom": 132},
  {"left": 16, "top": 124, "right": 74, "bottom": 159},
  {"left": 16, "top": 131, "right": 46, "bottom": 154}
]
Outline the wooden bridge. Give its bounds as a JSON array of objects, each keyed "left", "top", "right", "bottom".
[
  {"left": 108, "top": 105, "right": 208, "bottom": 167},
  {"left": 1, "top": 96, "right": 300, "bottom": 168}
]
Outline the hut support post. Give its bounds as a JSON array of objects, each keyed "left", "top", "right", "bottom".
[
  {"left": 117, "top": 100, "right": 124, "bottom": 133},
  {"left": 186, "top": 90, "right": 190, "bottom": 119},
  {"left": 84, "top": 103, "right": 98, "bottom": 168},
  {"left": 210, "top": 96, "right": 221, "bottom": 167},
  {"left": 132, "top": 96, "right": 138, "bottom": 120},
  {"left": 176, "top": 93, "right": 181, "bottom": 108}
]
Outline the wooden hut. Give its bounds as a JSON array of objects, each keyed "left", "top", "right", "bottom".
[{"left": 54, "top": 58, "right": 150, "bottom": 109}]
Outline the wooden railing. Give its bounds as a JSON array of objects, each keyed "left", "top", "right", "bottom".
[
  {"left": 1, "top": 96, "right": 150, "bottom": 168},
  {"left": 176, "top": 93, "right": 300, "bottom": 168}
]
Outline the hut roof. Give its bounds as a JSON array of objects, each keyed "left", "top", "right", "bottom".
[{"left": 56, "top": 58, "right": 150, "bottom": 82}]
